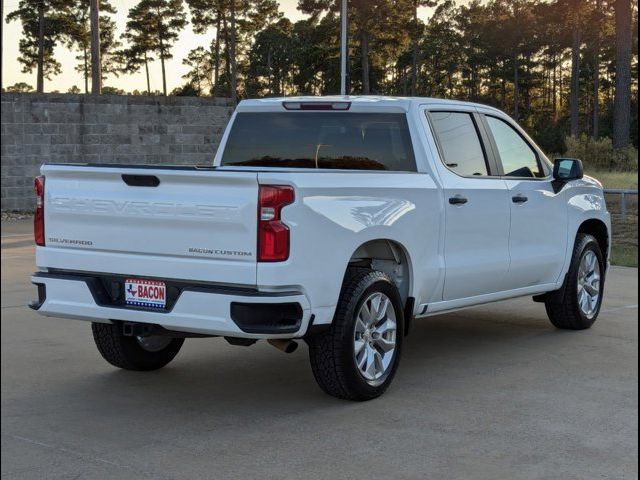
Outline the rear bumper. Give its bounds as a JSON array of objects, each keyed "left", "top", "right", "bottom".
[{"left": 30, "top": 272, "right": 312, "bottom": 339}]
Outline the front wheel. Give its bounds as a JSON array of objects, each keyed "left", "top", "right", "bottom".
[
  {"left": 307, "top": 268, "right": 404, "bottom": 401},
  {"left": 545, "top": 233, "right": 605, "bottom": 330},
  {"left": 92, "top": 322, "right": 184, "bottom": 371}
]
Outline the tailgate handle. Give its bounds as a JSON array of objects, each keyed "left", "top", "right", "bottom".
[{"left": 121, "top": 174, "right": 160, "bottom": 187}]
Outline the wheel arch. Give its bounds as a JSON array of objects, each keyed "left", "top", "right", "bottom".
[
  {"left": 346, "top": 239, "right": 413, "bottom": 308},
  {"left": 577, "top": 218, "right": 610, "bottom": 264},
  {"left": 535, "top": 217, "right": 611, "bottom": 305}
]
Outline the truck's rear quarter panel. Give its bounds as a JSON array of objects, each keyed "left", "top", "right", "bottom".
[{"left": 256, "top": 170, "right": 442, "bottom": 324}]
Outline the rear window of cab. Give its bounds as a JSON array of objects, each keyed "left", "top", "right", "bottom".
[{"left": 221, "top": 112, "right": 417, "bottom": 172}]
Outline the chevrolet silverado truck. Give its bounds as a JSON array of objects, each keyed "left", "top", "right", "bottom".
[{"left": 30, "top": 96, "right": 611, "bottom": 401}]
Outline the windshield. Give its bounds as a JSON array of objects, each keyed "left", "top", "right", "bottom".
[{"left": 221, "top": 112, "right": 417, "bottom": 171}]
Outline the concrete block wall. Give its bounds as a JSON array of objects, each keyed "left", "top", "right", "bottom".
[{"left": 1, "top": 93, "right": 235, "bottom": 211}]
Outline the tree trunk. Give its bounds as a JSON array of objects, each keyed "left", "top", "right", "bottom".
[
  {"left": 84, "top": 45, "right": 89, "bottom": 93},
  {"left": 613, "top": 0, "right": 631, "bottom": 149},
  {"left": 524, "top": 57, "right": 531, "bottom": 113},
  {"left": 228, "top": 0, "right": 238, "bottom": 102},
  {"left": 513, "top": 54, "right": 519, "bottom": 120},
  {"left": 37, "top": 2, "right": 44, "bottom": 93},
  {"left": 160, "top": 47, "right": 167, "bottom": 96},
  {"left": 592, "top": 0, "right": 602, "bottom": 138},
  {"left": 155, "top": 6, "right": 167, "bottom": 96},
  {"left": 410, "top": 1, "right": 418, "bottom": 96},
  {"left": 90, "top": 0, "right": 101, "bottom": 94},
  {"left": 570, "top": 9, "right": 581, "bottom": 138},
  {"left": 402, "top": 68, "right": 408, "bottom": 96},
  {"left": 213, "top": 15, "right": 221, "bottom": 97},
  {"left": 361, "top": 29, "right": 370, "bottom": 95},
  {"left": 592, "top": 54, "right": 600, "bottom": 138},
  {"left": 501, "top": 60, "right": 507, "bottom": 108},
  {"left": 144, "top": 52, "right": 151, "bottom": 95},
  {"left": 267, "top": 47, "right": 276, "bottom": 95},
  {"left": 552, "top": 57, "right": 558, "bottom": 120},
  {"left": 223, "top": 15, "right": 232, "bottom": 94}
]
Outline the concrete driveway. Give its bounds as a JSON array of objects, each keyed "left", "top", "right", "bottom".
[{"left": 1, "top": 219, "right": 637, "bottom": 480}]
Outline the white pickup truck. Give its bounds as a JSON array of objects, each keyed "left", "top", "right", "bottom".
[{"left": 31, "top": 96, "right": 611, "bottom": 400}]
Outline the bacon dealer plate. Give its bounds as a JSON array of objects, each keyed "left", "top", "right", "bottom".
[{"left": 124, "top": 279, "right": 167, "bottom": 309}]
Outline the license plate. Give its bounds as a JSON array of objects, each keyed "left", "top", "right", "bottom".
[{"left": 124, "top": 279, "right": 166, "bottom": 309}]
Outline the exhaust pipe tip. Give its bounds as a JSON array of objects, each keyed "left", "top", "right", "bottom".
[{"left": 268, "top": 338, "right": 298, "bottom": 354}]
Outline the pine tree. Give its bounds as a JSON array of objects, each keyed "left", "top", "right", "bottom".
[
  {"left": 181, "top": 46, "right": 214, "bottom": 95},
  {"left": 120, "top": 8, "right": 156, "bottom": 95},
  {"left": 407, "top": 0, "right": 437, "bottom": 95},
  {"left": 187, "top": 0, "right": 280, "bottom": 100},
  {"left": 124, "top": 0, "right": 187, "bottom": 96},
  {"left": 299, "top": 0, "right": 413, "bottom": 95},
  {"left": 65, "top": 0, "right": 120, "bottom": 93},
  {"left": 246, "top": 18, "right": 294, "bottom": 96},
  {"left": 6, "top": 0, "right": 72, "bottom": 92},
  {"left": 613, "top": 0, "right": 632, "bottom": 148}
]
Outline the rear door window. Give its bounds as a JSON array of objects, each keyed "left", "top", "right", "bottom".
[
  {"left": 221, "top": 112, "right": 417, "bottom": 172},
  {"left": 428, "top": 111, "right": 489, "bottom": 177}
]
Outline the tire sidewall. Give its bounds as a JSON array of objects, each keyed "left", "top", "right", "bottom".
[
  {"left": 568, "top": 236, "right": 605, "bottom": 326},
  {"left": 122, "top": 334, "right": 184, "bottom": 370},
  {"left": 338, "top": 275, "right": 404, "bottom": 399},
  {"left": 102, "top": 322, "right": 184, "bottom": 370}
]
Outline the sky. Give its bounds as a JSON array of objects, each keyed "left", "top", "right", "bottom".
[{"left": 1, "top": 0, "right": 434, "bottom": 93}]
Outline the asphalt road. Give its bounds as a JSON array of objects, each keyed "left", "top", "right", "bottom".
[{"left": 1, "top": 219, "right": 638, "bottom": 480}]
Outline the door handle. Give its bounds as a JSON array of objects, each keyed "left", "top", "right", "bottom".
[
  {"left": 122, "top": 174, "right": 160, "bottom": 187},
  {"left": 512, "top": 195, "right": 528, "bottom": 204},
  {"left": 449, "top": 195, "right": 468, "bottom": 205}
]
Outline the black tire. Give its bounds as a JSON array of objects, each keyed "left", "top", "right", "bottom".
[
  {"left": 307, "top": 268, "right": 404, "bottom": 401},
  {"left": 545, "top": 233, "right": 605, "bottom": 330},
  {"left": 91, "top": 322, "right": 184, "bottom": 371}
]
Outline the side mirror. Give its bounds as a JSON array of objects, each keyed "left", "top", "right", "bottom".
[{"left": 553, "top": 158, "right": 584, "bottom": 182}]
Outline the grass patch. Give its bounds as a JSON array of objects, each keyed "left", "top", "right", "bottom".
[
  {"left": 606, "top": 194, "right": 638, "bottom": 267},
  {"left": 611, "top": 245, "right": 638, "bottom": 268},
  {"left": 586, "top": 170, "right": 638, "bottom": 189}
]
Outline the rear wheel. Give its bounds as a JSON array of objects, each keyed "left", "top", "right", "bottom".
[
  {"left": 307, "top": 268, "right": 404, "bottom": 401},
  {"left": 545, "top": 233, "right": 605, "bottom": 330},
  {"left": 91, "top": 322, "right": 184, "bottom": 371}
]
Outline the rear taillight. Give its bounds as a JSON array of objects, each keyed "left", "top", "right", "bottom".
[
  {"left": 258, "top": 185, "right": 294, "bottom": 262},
  {"left": 34, "top": 176, "right": 45, "bottom": 246}
]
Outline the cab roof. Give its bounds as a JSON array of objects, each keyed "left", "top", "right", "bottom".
[{"left": 237, "top": 95, "right": 505, "bottom": 115}]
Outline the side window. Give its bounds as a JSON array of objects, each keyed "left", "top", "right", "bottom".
[
  {"left": 486, "top": 116, "right": 542, "bottom": 178},
  {"left": 429, "top": 111, "right": 489, "bottom": 177}
]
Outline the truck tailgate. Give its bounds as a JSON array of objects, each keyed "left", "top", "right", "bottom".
[{"left": 39, "top": 164, "right": 259, "bottom": 286}]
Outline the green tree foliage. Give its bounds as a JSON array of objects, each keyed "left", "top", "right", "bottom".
[
  {"left": 250, "top": 0, "right": 637, "bottom": 150},
  {"left": 299, "top": 0, "right": 414, "bottom": 94},
  {"left": 291, "top": 15, "right": 341, "bottom": 94},
  {"left": 122, "top": 0, "right": 187, "bottom": 96},
  {"left": 119, "top": 8, "right": 157, "bottom": 95},
  {"left": 6, "top": 0, "right": 72, "bottom": 90},
  {"left": 5, "top": 0, "right": 637, "bottom": 151},
  {"left": 4, "top": 82, "right": 34, "bottom": 93},
  {"left": 181, "top": 46, "right": 214, "bottom": 95},
  {"left": 101, "top": 85, "right": 126, "bottom": 94},
  {"left": 245, "top": 18, "right": 294, "bottom": 96},
  {"left": 186, "top": 0, "right": 226, "bottom": 95},
  {"left": 64, "top": 0, "right": 121, "bottom": 93},
  {"left": 186, "top": 0, "right": 281, "bottom": 99}
]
